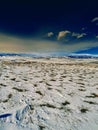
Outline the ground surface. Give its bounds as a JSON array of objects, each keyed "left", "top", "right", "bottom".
[{"left": 0, "top": 57, "right": 98, "bottom": 130}]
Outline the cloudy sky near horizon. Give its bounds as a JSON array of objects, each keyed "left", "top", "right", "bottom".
[{"left": 0, "top": 0, "right": 98, "bottom": 54}]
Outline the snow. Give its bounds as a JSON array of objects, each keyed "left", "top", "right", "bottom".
[{"left": 0, "top": 56, "right": 98, "bottom": 130}]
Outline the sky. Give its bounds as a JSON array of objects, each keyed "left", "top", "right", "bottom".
[{"left": 0, "top": 0, "right": 98, "bottom": 54}]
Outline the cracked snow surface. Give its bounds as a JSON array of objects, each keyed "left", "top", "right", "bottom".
[{"left": 0, "top": 57, "right": 98, "bottom": 130}]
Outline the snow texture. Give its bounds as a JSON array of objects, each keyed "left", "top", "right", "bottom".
[{"left": 0, "top": 56, "right": 98, "bottom": 130}]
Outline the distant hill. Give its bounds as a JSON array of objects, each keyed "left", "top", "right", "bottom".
[{"left": 0, "top": 52, "right": 98, "bottom": 59}]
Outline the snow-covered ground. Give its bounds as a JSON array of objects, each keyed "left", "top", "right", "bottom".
[{"left": 0, "top": 56, "right": 98, "bottom": 130}]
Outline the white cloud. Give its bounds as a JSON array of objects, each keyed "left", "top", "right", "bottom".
[
  {"left": 57, "top": 30, "right": 70, "bottom": 40},
  {"left": 47, "top": 32, "right": 54, "bottom": 37},
  {"left": 43, "top": 32, "right": 54, "bottom": 38},
  {"left": 72, "top": 32, "right": 86, "bottom": 39},
  {"left": 91, "top": 17, "right": 98, "bottom": 22},
  {"left": 72, "top": 32, "right": 79, "bottom": 37},
  {"left": 77, "top": 33, "right": 87, "bottom": 39}
]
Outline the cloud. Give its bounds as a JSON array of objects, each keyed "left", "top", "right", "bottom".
[
  {"left": 0, "top": 33, "right": 26, "bottom": 52},
  {"left": 43, "top": 32, "right": 54, "bottom": 38},
  {"left": 67, "top": 42, "right": 98, "bottom": 52},
  {"left": 77, "top": 33, "right": 87, "bottom": 39},
  {"left": 0, "top": 42, "right": 24, "bottom": 52},
  {"left": 44, "top": 31, "right": 87, "bottom": 41},
  {"left": 91, "top": 17, "right": 98, "bottom": 22},
  {"left": 96, "top": 35, "right": 98, "bottom": 38},
  {"left": 72, "top": 32, "right": 86, "bottom": 39},
  {"left": 72, "top": 32, "right": 78, "bottom": 37},
  {"left": 0, "top": 33, "right": 98, "bottom": 54},
  {"left": 47, "top": 32, "right": 54, "bottom": 37},
  {"left": 57, "top": 30, "right": 70, "bottom": 40}
]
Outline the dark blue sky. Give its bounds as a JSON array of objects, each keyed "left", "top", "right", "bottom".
[
  {"left": 0, "top": 0, "right": 98, "bottom": 54},
  {"left": 0, "top": 0, "right": 97, "bottom": 36}
]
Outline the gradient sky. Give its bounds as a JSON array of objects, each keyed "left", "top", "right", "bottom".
[{"left": 0, "top": 0, "right": 98, "bottom": 54}]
